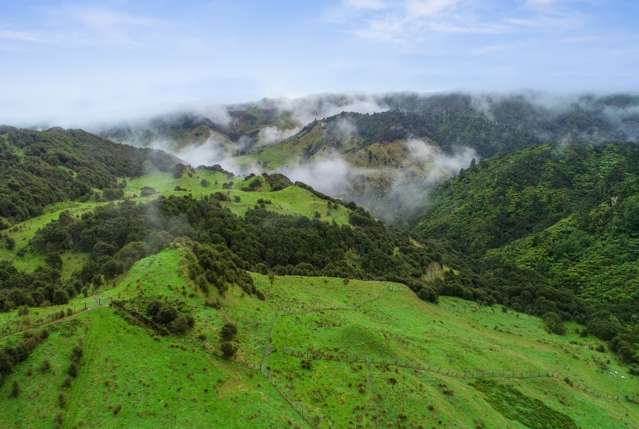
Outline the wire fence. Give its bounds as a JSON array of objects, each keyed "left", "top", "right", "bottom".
[
  {"left": 0, "top": 296, "right": 111, "bottom": 340},
  {"left": 227, "top": 286, "right": 639, "bottom": 429},
  {"left": 278, "top": 346, "right": 639, "bottom": 404}
]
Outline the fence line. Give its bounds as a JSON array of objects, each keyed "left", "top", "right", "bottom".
[
  {"left": 279, "top": 347, "right": 639, "bottom": 404},
  {"left": 0, "top": 296, "right": 111, "bottom": 340}
]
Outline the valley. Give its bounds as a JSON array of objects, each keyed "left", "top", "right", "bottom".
[{"left": 1, "top": 94, "right": 639, "bottom": 428}]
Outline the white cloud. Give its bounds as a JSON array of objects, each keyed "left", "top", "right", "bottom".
[
  {"left": 264, "top": 94, "right": 388, "bottom": 125},
  {"left": 42, "top": 5, "right": 165, "bottom": 47},
  {"left": 343, "top": 0, "right": 389, "bottom": 10},
  {"left": 280, "top": 154, "right": 352, "bottom": 196},
  {"left": 562, "top": 35, "right": 598, "bottom": 44},
  {"left": 526, "top": 0, "right": 557, "bottom": 9},
  {"left": 405, "top": 139, "right": 476, "bottom": 183},
  {"left": 470, "top": 43, "right": 512, "bottom": 55},
  {"left": 0, "top": 30, "right": 42, "bottom": 43},
  {"left": 406, "top": 0, "right": 460, "bottom": 18},
  {"left": 257, "top": 126, "right": 301, "bottom": 145},
  {"left": 335, "top": 0, "right": 584, "bottom": 44}
]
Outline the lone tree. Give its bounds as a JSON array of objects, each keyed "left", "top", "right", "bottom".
[
  {"left": 220, "top": 322, "right": 238, "bottom": 359},
  {"left": 9, "top": 381, "right": 20, "bottom": 398},
  {"left": 543, "top": 312, "right": 565, "bottom": 335},
  {"left": 221, "top": 341, "right": 236, "bottom": 359},
  {"left": 220, "top": 322, "right": 237, "bottom": 341}
]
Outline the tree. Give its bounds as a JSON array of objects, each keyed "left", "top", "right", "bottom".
[
  {"left": 543, "top": 312, "right": 565, "bottom": 335},
  {"left": 587, "top": 317, "right": 622, "bottom": 341},
  {"left": 220, "top": 323, "right": 237, "bottom": 341},
  {"left": 9, "top": 381, "right": 20, "bottom": 398},
  {"left": 52, "top": 289, "right": 69, "bottom": 305},
  {"left": 221, "top": 341, "right": 236, "bottom": 359},
  {"left": 4, "top": 236, "right": 15, "bottom": 251}
]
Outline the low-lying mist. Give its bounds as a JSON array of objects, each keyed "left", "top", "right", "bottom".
[{"left": 97, "top": 91, "right": 639, "bottom": 223}]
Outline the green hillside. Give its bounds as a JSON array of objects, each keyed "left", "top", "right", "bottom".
[
  {"left": 1, "top": 127, "right": 638, "bottom": 428},
  {"left": 0, "top": 127, "right": 178, "bottom": 223},
  {"left": 415, "top": 141, "right": 639, "bottom": 370},
  {"left": 1, "top": 247, "right": 637, "bottom": 428}
]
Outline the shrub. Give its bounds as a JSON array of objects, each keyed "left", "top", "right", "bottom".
[
  {"left": 62, "top": 376, "right": 72, "bottom": 388},
  {"left": 4, "top": 236, "right": 15, "bottom": 251},
  {"left": 140, "top": 186, "right": 157, "bottom": 197},
  {"left": 67, "top": 362, "right": 79, "bottom": 378},
  {"left": 417, "top": 286, "right": 439, "bottom": 303},
  {"left": 170, "top": 314, "right": 195, "bottom": 335},
  {"left": 54, "top": 413, "right": 64, "bottom": 428},
  {"left": 587, "top": 317, "right": 622, "bottom": 341},
  {"left": 220, "top": 323, "right": 237, "bottom": 341},
  {"left": 155, "top": 306, "right": 178, "bottom": 324},
  {"left": 71, "top": 345, "right": 83, "bottom": 361},
  {"left": 220, "top": 341, "right": 236, "bottom": 359},
  {"left": 204, "top": 298, "right": 220, "bottom": 309},
  {"left": 40, "top": 359, "right": 51, "bottom": 373},
  {"left": 9, "top": 381, "right": 20, "bottom": 398},
  {"left": 543, "top": 312, "right": 565, "bottom": 335},
  {"left": 52, "top": 289, "right": 69, "bottom": 305}
]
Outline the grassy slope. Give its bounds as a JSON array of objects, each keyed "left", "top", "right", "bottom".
[
  {"left": 0, "top": 168, "right": 350, "bottom": 276},
  {"left": 1, "top": 249, "right": 637, "bottom": 428},
  {"left": 125, "top": 169, "right": 350, "bottom": 223}
]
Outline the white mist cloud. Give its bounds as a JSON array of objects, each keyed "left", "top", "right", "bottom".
[
  {"left": 196, "top": 105, "right": 232, "bottom": 128},
  {"left": 405, "top": 139, "right": 476, "bottom": 183},
  {"left": 334, "top": 117, "right": 358, "bottom": 139},
  {"left": 343, "top": 0, "right": 389, "bottom": 10},
  {"left": 280, "top": 154, "right": 352, "bottom": 196},
  {"left": 257, "top": 126, "right": 301, "bottom": 146},
  {"left": 264, "top": 94, "right": 389, "bottom": 126}
]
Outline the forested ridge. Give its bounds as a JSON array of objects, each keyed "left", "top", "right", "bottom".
[{"left": 0, "top": 127, "right": 177, "bottom": 222}]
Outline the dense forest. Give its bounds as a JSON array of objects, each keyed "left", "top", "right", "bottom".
[
  {"left": 300, "top": 110, "right": 542, "bottom": 159},
  {"left": 0, "top": 127, "right": 177, "bottom": 222},
  {"left": 415, "top": 141, "right": 639, "bottom": 369}
]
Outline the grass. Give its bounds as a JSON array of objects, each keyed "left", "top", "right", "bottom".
[
  {"left": 125, "top": 169, "right": 350, "bottom": 224},
  {"left": 1, "top": 249, "right": 638, "bottom": 428},
  {"left": 0, "top": 201, "right": 97, "bottom": 273}
]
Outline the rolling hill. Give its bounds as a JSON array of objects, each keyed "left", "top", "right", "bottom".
[{"left": 1, "top": 246, "right": 637, "bottom": 428}]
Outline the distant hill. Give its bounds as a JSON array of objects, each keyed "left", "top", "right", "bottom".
[
  {"left": 0, "top": 127, "right": 178, "bottom": 222},
  {"left": 96, "top": 93, "right": 639, "bottom": 222}
]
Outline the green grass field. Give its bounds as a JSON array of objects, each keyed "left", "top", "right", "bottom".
[
  {"left": 126, "top": 169, "right": 350, "bottom": 224},
  {"left": 1, "top": 248, "right": 637, "bottom": 428},
  {"left": 0, "top": 201, "right": 98, "bottom": 273}
]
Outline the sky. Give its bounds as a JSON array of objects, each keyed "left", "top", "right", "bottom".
[{"left": 1, "top": 0, "right": 638, "bottom": 126}]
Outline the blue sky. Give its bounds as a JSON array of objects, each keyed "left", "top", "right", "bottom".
[{"left": 1, "top": 0, "right": 638, "bottom": 125}]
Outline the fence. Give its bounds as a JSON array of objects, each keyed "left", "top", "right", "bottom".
[{"left": 0, "top": 296, "right": 111, "bottom": 340}]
